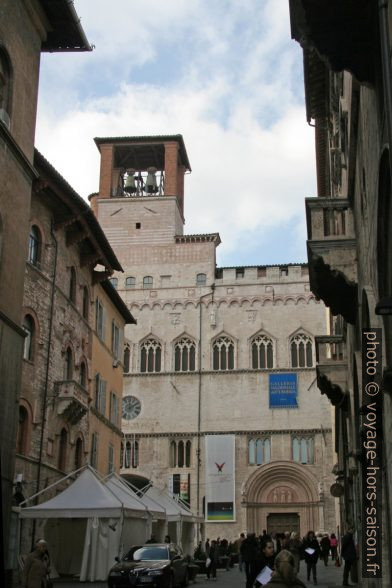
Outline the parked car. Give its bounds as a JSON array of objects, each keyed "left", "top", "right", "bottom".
[{"left": 107, "top": 543, "right": 189, "bottom": 588}]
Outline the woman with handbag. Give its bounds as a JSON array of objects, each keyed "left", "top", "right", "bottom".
[{"left": 21, "top": 539, "right": 50, "bottom": 588}]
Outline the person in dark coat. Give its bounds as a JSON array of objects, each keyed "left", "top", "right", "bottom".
[
  {"left": 206, "top": 539, "right": 219, "bottom": 580},
  {"left": 302, "top": 530, "right": 320, "bottom": 585},
  {"left": 21, "top": 539, "right": 50, "bottom": 588},
  {"left": 267, "top": 549, "right": 306, "bottom": 588},
  {"left": 287, "top": 532, "right": 302, "bottom": 573},
  {"left": 240, "top": 533, "right": 259, "bottom": 588},
  {"left": 254, "top": 539, "right": 276, "bottom": 587},
  {"left": 320, "top": 534, "right": 331, "bottom": 566},
  {"left": 341, "top": 527, "right": 356, "bottom": 586}
]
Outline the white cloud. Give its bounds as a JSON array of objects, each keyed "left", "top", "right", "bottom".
[{"left": 35, "top": 0, "right": 315, "bottom": 265}]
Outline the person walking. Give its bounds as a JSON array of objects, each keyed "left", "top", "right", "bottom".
[
  {"left": 330, "top": 533, "right": 338, "bottom": 561},
  {"left": 237, "top": 532, "right": 245, "bottom": 572},
  {"left": 21, "top": 539, "right": 50, "bottom": 588},
  {"left": 267, "top": 549, "right": 306, "bottom": 588},
  {"left": 341, "top": 527, "right": 356, "bottom": 586},
  {"left": 320, "top": 533, "right": 330, "bottom": 566},
  {"left": 240, "top": 532, "right": 259, "bottom": 588},
  {"left": 254, "top": 539, "right": 276, "bottom": 587},
  {"left": 206, "top": 539, "right": 219, "bottom": 581},
  {"left": 302, "top": 530, "right": 320, "bottom": 585},
  {"left": 287, "top": 532, "right": 302, "bottom": 573}
]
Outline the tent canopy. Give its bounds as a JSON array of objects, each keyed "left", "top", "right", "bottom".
[
  {"left": 143, "top": 486, "right": 200, "bottom": 523},
  {"left": 19, "top": 468, "right": 148, "bottom": 519}
]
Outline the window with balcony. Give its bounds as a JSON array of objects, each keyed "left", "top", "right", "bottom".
[
  {"left": 174, "top": 337, "right": 196, "bottom": 372},
  {"left": 140, "top": 338, "right": 161, "bottom": 372},
  {"left": 251, "top": 334, "right": 273, "bottom": 369},
  {"left": 79, "top": 361, "right": 87, "bottom": 388},
  {"left": 292, "top": 437, "right": 314, "bottom": 464},
  {"left": 290, "top": 333, "right": 313, "bottom": 367},
  {"left": 64, "top": 347, "right": 73, "bottom": 380},
  {"left": 143, "top": 276, "right": 153, "bottom": 289},
  {"left": 23, "top": 315, "right": 35, "bottom": 361},
  {"left": 213, "top": 336, "right": 234, "bottom": 370},
  {"left": 28, "top": 225, "right": 41, "bottom": 266},
  {"left": 248, "top": 438, "right": 271, "bottom": 465}
]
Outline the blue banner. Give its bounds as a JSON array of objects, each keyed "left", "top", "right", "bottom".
[{"left": 269, "top": 373, "right": 298, "bottom": 408}]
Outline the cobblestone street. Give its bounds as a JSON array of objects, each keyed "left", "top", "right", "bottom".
[{"left": 52, "top": 559, "right": 355, "bottom": 588}]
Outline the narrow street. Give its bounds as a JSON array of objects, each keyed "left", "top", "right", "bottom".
[{"left": 52, "top": 560, "right": 349, "bottom": 588}]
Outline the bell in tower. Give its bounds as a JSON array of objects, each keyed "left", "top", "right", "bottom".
[
  {"left": 145, "top": 167, "right": 158, "bottom": 194},
  {"left": 124, "top": 169, "right": 137, "bottom": 195}
]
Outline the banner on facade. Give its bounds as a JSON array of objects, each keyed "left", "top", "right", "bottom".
[
  {"left": 269, "top": 373, "right": 298, "bottom": 408},
  {"left": 205, "top": 434, "right": 235, "bottom": 522}
]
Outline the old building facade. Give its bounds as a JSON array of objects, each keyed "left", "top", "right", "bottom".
[
  {"left": 90, "top": 135, "right": 337, "bottom": 542},
  {"left": 0, "top": 1, "right": 90, "bottom": 576},
  {"left": 290, "top": 0, "right": 392, "bottom": 584},
  {"left": 15, "top": 151, "right": 132, "bottom": 557},
  {"left": 90, "top": 279, "right": 136, "bottom": 476}
]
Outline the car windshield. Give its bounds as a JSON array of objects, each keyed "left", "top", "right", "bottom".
[{"left": 123, "top": 546, "right": 169, "bottom": 562}]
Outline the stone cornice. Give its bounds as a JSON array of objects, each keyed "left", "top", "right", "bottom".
[
  {"left": 124, "top": 367, "right": 316, "bottom": 378},
  {"left": 122, "top": 428, "right": 331, "bottom": 439}
]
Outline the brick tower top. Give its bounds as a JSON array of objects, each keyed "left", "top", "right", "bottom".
[{"left": 93, "top": 135, "right": 191, "bottom": 219}]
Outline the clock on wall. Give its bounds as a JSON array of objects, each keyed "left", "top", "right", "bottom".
[{"left": 122, "top": 395, "right": 141, "bottom": 420}]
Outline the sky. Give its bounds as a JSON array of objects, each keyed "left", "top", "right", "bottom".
[{"left": 35, "top": 0, "right": 316, "bottom": 267}]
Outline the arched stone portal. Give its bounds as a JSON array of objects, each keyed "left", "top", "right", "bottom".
[{"left": 242, "top": 461, "right": 322, "bottom": 536}]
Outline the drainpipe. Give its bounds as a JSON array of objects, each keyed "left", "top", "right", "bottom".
[
  {"left": 196, "top": 284, "right": 215, "bottom": 542},
  {"left": 378, "top": 0, "right": 392, "bottom": 574},
  {"left": 31, "top": 219, "right": 58, "bottom": 548}
]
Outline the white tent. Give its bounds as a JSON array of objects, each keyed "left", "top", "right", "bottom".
[
  {"left": 143, "top": 486, "right": 201, "bottom": 555},
  {"left": 19, "top": 467, "right": 150, "bottom": 582}
]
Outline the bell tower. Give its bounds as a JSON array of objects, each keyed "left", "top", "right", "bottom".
[{"left": 90, "top": 135, "right": 191, "bottom": 220}]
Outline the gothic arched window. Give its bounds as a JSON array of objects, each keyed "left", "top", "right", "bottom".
[
  {"left": 292, "top": 437, "right": 314, "bottom": 464},
  {"left": 124, "top": 344, "right": 131, "bottom": 373},
  {"left": 140, "top": 338, "right": 161, "bottom": 372},
  {"left": 174, "top": 337, "right": 196, "bottom": 372},
  {"left": 290, "top": 333, "right": 313, "bottom": 367},
  {"left": 248, "top": 438, "right": 271, "bottom": 465},
  {"left": 251, "top": 334, "right": 274, "bottom": 369},
  {"left": 213, "top": 336, "right": 234, "bottom": 370}
]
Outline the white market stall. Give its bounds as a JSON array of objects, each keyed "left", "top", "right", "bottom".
[
  {"left": 19, "top": 467, "right": 150, "bottom": 581},
  {"left": 143, "top": 485, "right": 201, "bottom": 555},
  {"left": 105, "top": 475, "right": 167, "bottom": 544}
]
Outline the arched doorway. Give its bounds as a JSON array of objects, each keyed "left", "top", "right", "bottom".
[{"left": 242, "top": 461, "right": 321, "bottom": 536}]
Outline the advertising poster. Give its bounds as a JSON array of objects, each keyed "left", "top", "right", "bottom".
[
  {"left": 269, "top": 373, "right": 298, "bottom": 408},
  {"left": 205, "top": 434, "right": 235, "bottom": 522}
]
